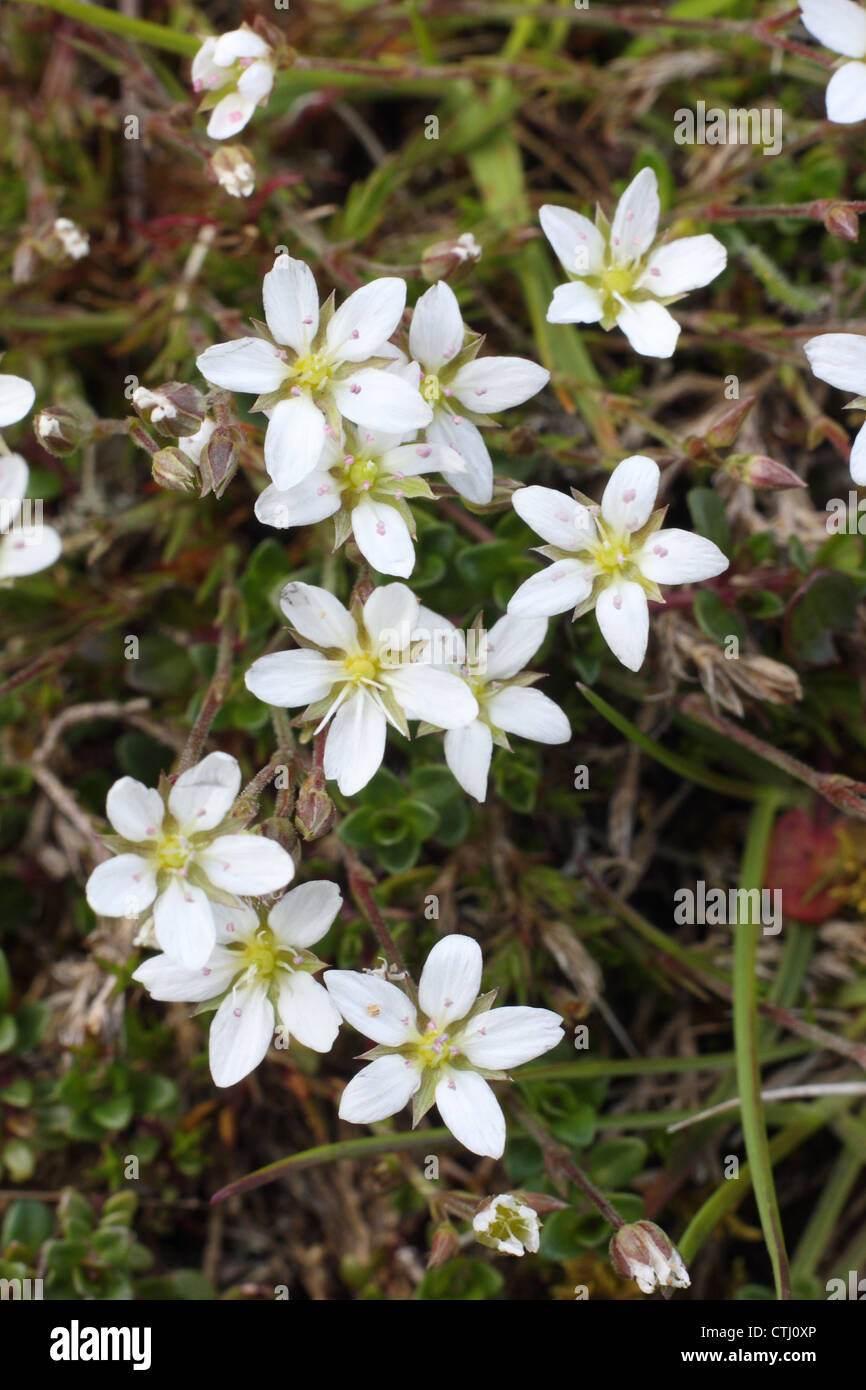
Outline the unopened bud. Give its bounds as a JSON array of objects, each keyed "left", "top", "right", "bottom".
[
  {"left": 33, "top": 404, "right": 93, "bottom": 456},
  {"left": 473, "top": 1194, "right": 541, "bottom": 1256},
  {"left": 422, "top": 232, "right": 482, "bottom": 284},
  {"left": 152, "top": 447, "right": 198, "bottom": 493},
  {"left": 726, "top": 452, "right": 805, "bottom": 490},
  {"left": 609, "top": 1221, "right": 690, "bottom": 1296},
  {"left": 704, "top": 395, "right": 756, "bottom": 449},
  {"left": 427, "top": 1221, "right": 460, "bottom": 1269},
  {"left": 132, "top": 382, "right": 206, "bottom": 439},
  {"left": 823, "top": 203, "right": 859, "bottom": 243},
  {"left": 209, "top": 145, "right": 256, "bottom": 199},
  {"left": 199, "top": 423, "right": 242, "bottom": 499},
  {"left": 294, "top": 769, "right": 335, "bottom": 841}
]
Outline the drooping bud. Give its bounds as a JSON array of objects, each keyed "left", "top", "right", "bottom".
[
  {"left": 151, "top": 447, "right": 198, "bottom": 493},
  {"left": 132, "top": 382, "right": 206, "bottom": 439},
  {"left": 609, "top": 1220, "right": 690, "bottom": 1295},
  {"left": 725, "top": 452, "right": 805, "bottom": 490},
  {"left": 704, "top": 395, "right": 756, "bottom": 449},
  {"left": 422, "top": 232, "right": 482, "bottom": 283},
  {"left": 427, "top": 1221, "right": 460, "bottom": 1269},
  {"left": 33, "top": 404, "right": 94, "bottom": 457},
  {"left": 198, "top": 423, "right": 242, "bottom": 499},
  {"left": 294, "top": 768, "right": 335, "bottom": 841},
  {"left": 472, "top": 1193, "right": 541, "bottom": 1257},
  {"left": 823, "top": 203, "right": 859, "bottom": 243},
  {"left": 209, "top": 145, "right": 256, "bottom": 199}
]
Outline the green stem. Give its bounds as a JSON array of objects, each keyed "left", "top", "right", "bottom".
[
  {"left": 520, "top": 1042, "right": 806, "bottom": 1084},
  {"left": 7, "top": 0, "right": 200, "bottom": 53}
]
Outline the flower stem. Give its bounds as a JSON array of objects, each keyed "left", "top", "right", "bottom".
[
  {"left": 512, "top": 1102, "right": 625, "bottom": 1231},
  {"left": 175, "top": 577, "right": 238, "bottom": 776}
]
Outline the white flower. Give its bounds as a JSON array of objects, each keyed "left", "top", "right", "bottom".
[
  {"left": 473, "top": 1194, "right": 541, "bottom": 1256},
  {"left": 0, "top": 373, "right": 35, "bottom": 428},
  {"left": 507, "top": 455, "right": 728, "bottom": 671},
  {"left": 419, "top": 612, "right": 570, "bottom": 802},
  {"left": 803, "top": 332, "right": 866, "bottom": 483},
  {"left": 540, "top": 168, "right": 726, "bottom": 358},
  {"left": 210, "top": 146, "right": 256, "bottom": 198},
  {"left": 133, "top": 883, "right": 343, "bottom": 1087},
  {"left": 178, "top": 417, "right": 217, "bottom": 467},
  {"left": 0, "top": 454, "right": 61, "bottom": 581},
  {"left": 325, "top": 935, "right": 563, "bottom": 1158},
  {"left": 408, "top": 281, "right": 549, "bottom": 504},
  {"left": 245, "top": 582, "right": 478, "bottom": 796},
  {"left": 192, "top": 28, "right": 276, "bottom": 140},
  {"left": 53, "top": 217, "right": 89, "bottom": 260},
  {"left": 799, "top": 0, "right": 866, "bottom": 122},
  {"left": 196, "top": 256, "right": 431, "bottom": 491},
  {"left": 254, "top": 386, "right": 462, "bottom": 577},
  {"left": 609, "top": 1220, "right": 691, "bottom": 1296},
  {"left": 85, "top": 752, "right": 295, "bottom": 969}
]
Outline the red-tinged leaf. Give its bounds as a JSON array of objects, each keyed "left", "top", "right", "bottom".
[{"left": 764, "top": 809, "right": 843, "bottom": 922}]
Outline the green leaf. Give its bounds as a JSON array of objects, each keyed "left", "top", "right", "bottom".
[
  {"left": 784, "top": 571, "right": 858, "bottom": 666},
  {"left": 693, "top": 590, "right": 744, "bottom": 648},
  {"left": 687, "top": 487, "right": 731, "bottom": 555},
  {"left": 91, "top": 1095, "right": 134, "bottom": 1130},
  {"left": 1, "top": 1199, "right": 53, "bottom": 1255},
  {"left": 588, "top": 1138, "right": 648, "bottom": 1190},
  {"left": 415, "top": 1256, "right": 504, "bottom": 1301}
]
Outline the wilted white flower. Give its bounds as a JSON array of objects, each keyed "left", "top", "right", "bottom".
[
  {"left": 540, "top": 167, "right": 726, "bottom": 358},
  {"left": 0, "top": 454, "right": 61, "bottom": 581},
  {"left": 178, "top": 417, "right": 217, "bottom": 466},
  {"left": 244, "top": 582, "right": 477, "bottom": 795},
  {"left": 133, "top": 883, "right": 343, "bottom": 1087},
  {"left": 53, "top": 217, "right": 89, "bottom": 260},
  {"left": 196, "top": 256, "right": 431, "bottom": 491},
  {"left": 609, "top": 1220, "right": 691, "bottom": 1296},
  {"left": 85, "top": 752, "right": 295, "bottom": 969},
  {"left": 210, "top": 145, "right": 256, "bottom": 198},
  {"left": 803, "top": 332, "right": 866, "bottom": 483},
  {"left": 473, "top": 1194, "right": 541, "bottom": 1256},
  {"left": 192, "top": 27, "right": 275, "bottom": 140},
  {"left": 507, "top": 455, "right": 728, "bottom": 671},
  {"left": 408, "top": 281, "right": 549, "bottom": 504},
  {"left": 325, "top": 934, "right": 563, "bottom": 1158},
  {"left": 799, "top": 0, "right": 866, "bottom": 123}
]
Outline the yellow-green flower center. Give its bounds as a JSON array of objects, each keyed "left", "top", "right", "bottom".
[
  {"left": 289, "top": 351, "right": 332, "bottom": 392},
  {"left": 590, "top": 531, "right": 632, "bottom": 578},
  {"left": 345, "top": 456, "right": 379, "bottom": 491},
  {"left": 414, "top": 1023, "right": 456, "bottom": 1069},
  {"left": 601, "top": 265, "right": 635, "bottom": 297},
  {"left": 156, "top": 834, "right": 193, "bottom": 872},
  {"left": 344, "top": 651, "right": 379, "bottom": 683},
  {"left": 242, "top": 927, "right": 280, "bottom": 980}
]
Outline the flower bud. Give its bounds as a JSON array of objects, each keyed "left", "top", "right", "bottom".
[
  {"left": 151, "top": 447, "right": 198, "bottom": 493},
  {"left": 725, "top": 452, "right": 805, "bottom": 490},
  {"left": 34, "top": 404, "right": 93, "bottom": 457},
  {"left": 209, "top": 145, "right": 256, "bottom": 199},
  {"left": 198, "top": 423, "right": 242, "bottom": 499},
  {"left": 294, "top": 768, "right": 335, "bottom": 841},
  {"left": 609, "top": 1220, "right": 690, "bottom": 1295},
  {"left": 427, "top": 1221, "right": 460, "bottom": 1269},
  {"left": 422, "top": 232, "right": 482, "bottom": 283},
  {"left": 472, "top": 1193, "right": 541, "bottom": 1257},
  {"left": 823, "top": 203, "right": 859, "bottom": 243},
  {"left": 704, "top": 395, "right": 756, "bottom": 449},
  {"left": 132, "top": 382, "right": 206, "bottom": 439}
]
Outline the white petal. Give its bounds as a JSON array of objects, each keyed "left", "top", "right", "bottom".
[
  {"left": 595, "top": 580, "right": 649, "bottom": 672},
  {"left": 380, "top": 441, "right": 460, "bottom": 477},
  {"left": 133, "top": 946, "right": 238, "bottom": 1002},
  {"left": 0, "top": 525, "right": 62, "bottom": 578},
  {"left": 334, "top": 370, "right": 432, "bottom": 436},
  {"left": 418, "top": 934, "right": 482, "bottom": 1027},
  {"left": 803, "top": 332, "right": 866, "bottom": 394},
  {"left": 451, "top": 356, "right": 549, "bottom": 414},
  {"left": 106, "top": 777, "right": 164, "bottom": 843},
  {"left": 825, "top": 59, "right": 866, "bottom": 121},
  {"left": 199, "top": 833, "right": 295, "bottom": 895},
  {"left": 409, "top": 281, "right": 465, "bottom": 369},
  {"left": 512, "top": 484, "right": 593, "bottom": 550},
  {"left": 851, "top": 420, "right": 866, "bottom": 485},
  {"left": 168, "top": 750, "right": 240, "bottom": 832},
  {"left": 254, "top": 475, "right": 340, "bottom": 529},
  {"left": 213, "top": 28, "right": 270, "bottom": 63},
  {"left": 268, "top": 880, "right": 342, "bottom": 948},
  {"left": 0, "top": 375, "right": 35, "bottom": 427},
  {"left": 484, "top": 612, "right": 548, "bottom": 680},
  {"left": 196, "top": 337, "right": 287, "bottom": 393},
  {"left": 324, "top": 969, "right": 417, "bottom": 1045},
  {"left": 799, "top": 0, "right": 866, "bottom": 57},
  {"left": 262, "top": 256, "right": 319, "bottom": 353},
  {"left": 444, "top": 720, "right": 493, "bottom": 803},
  {"left": 279, "top": 580, "right": 358, "bottom": 650},
  {"left": 486, "top": 686, "right": 571, "bottom": 744},
  {"left": 427, "top": 411, "right": 492, "bottom": 504},
  {"left": 85, "top": 855, "right": 157, "bottom": 917},
  {"left": 212, "top": 900, "right": 259, "bottom": 944},
  {"left": 434, "top": 1070, "right": 505, "bottom": 1158},
  {"left": 237, "top": 58, "right": 273, "bottom": 103},
  {"left": 507, "top": 559, "right": 594, "bottom": 618},
  {"left": 637, "top": 528, "right": 729, "bottom": 585},
  {"left": 264, "top": 394, "right": 326, "bottom": 488},
  {"left": 600, "top": 454, "right": 659, "bottom": 532},
  {"left": 191, "top": 36, "right": 223, "bottom": 87},
  {"left": 0, "top": 453, "right": 28, "bottom": 511},
  {"left": 323, "top": 690, "right": 387, "bottom": 795},
  {"left": 384, "top": 664, "right": 477, "bottom": 728},
  {"left": 461, "top": 1005, "right": 564, "bottom": 1068},
  {"left": 546, "top": 280, "right": 605, "bottom": 325},
  {"left": 338, "top": 1055, "right": 421, "bottom": 1123},
  {"left": 327, "top": 279, "right": 406, "bottom": 363},
  {"left": 635, "top": 235, "right": 727, "bottom": 296},
  {"left": 206, "top": 92, "right": 256, "bottom": 139},
  {"left": 352, "top": 498, "right": 415, "bottom": 577},
  {"left": 178, "top": 418, "right": 216, "bottom": 465},
  {"left": 277, "top": 972, "right": 341, "bottom": 1052},
  {"left": 209, "top": 981, "right": 274, "bottom": 1087},
  {"left": 610, "top": 167, "right": 660, "bottom": 266},
  {"left": 616, "top": 297, "right": 680, "bottom": 358},
  {"left": 245, "top": 649, "right": 343, "bottom": 708},
  {"left": 539, "top": 204, "right": 606, "bottom": 277},
  {"left": 364, "top": 581, "right": 419, "bottom": 653},
  {"left": 153, "top": 878, "right": 216, "bottom": 968}
]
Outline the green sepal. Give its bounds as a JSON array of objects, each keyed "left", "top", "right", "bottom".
[{"left": 412, "top": 1068, "right": 439, "bottom": 1127}]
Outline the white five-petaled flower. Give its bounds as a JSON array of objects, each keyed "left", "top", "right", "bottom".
[
  {"left": 132, "top": 883, "right": 343, "bottom": 1087},
  {"left": 244, "top": 582, "right": 478, "bottom": 796},
  {"left": 408, "top": 281, "right": 550, "bottom": 504},
  {"left": 0, "top": 454, "right": 62, "bottom": 581},
  {"left": 196, "top": 255, "right": 431, "bottom": 491},
  {"left": 799, "top": 0, "right": 866, "bottom": 123},
  {"left": 192, "top": 27, "right": 276, "bottom": 140},
  {"left": 507, "top": 455, "right": 729, "bottom": 672},
  {"left": 419, "top": 611, "right": 571, "bottom": 802},
  {"left": 325, "top": 935, "right": 563, "bottom": 1158},
  {"left": 0, "top": 372, "right": 35, "bottom": 429},
  {"left": 540, "top": 167, "right": 727, "bottom": 359},
  {"left": 253, "top": 375, "right": 462, "bottom": 577},
  {"left": 85, "top": 752, "right": 295, "bottom": 969},
  {"left": 473, "top": 1194, "right": 541, "bottom": 1256},
  {"left": 803, "top": 332, "right": 866, "bottom": 483}
]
